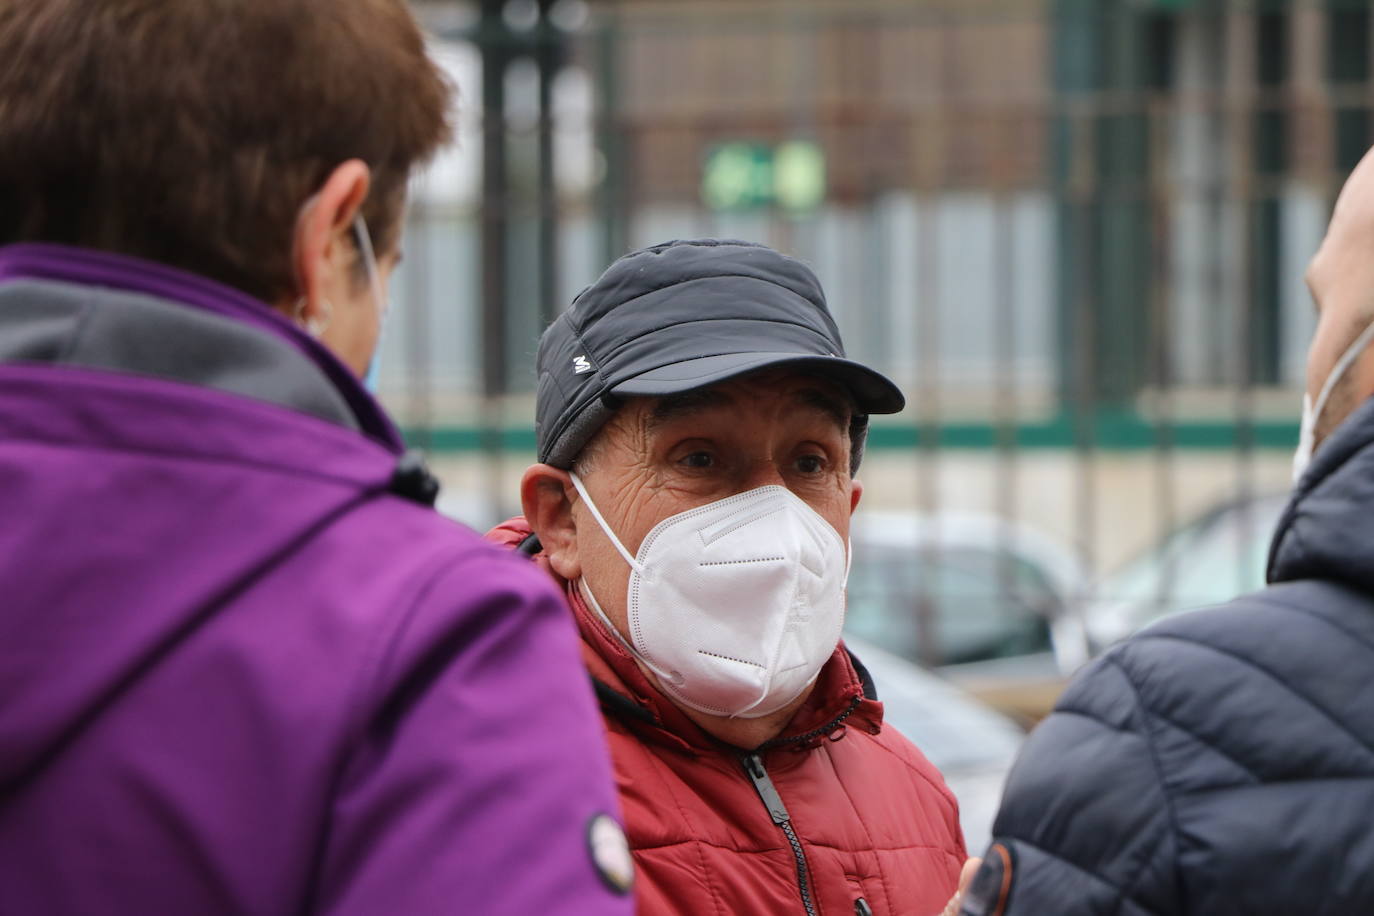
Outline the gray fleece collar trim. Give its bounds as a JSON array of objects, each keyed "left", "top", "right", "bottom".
[{"left": 0, "top": 278, "right": 358, "bottom": 431}]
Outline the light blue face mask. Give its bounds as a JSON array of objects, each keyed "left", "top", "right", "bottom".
[
  {"left": 353, "top": 215, "right": 390, "bottom": 394},
  {"left": 361, "top": 339, "right": 383, "bottom": 392}
]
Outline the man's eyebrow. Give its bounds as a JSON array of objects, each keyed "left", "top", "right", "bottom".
[
  {"left": 647, "top": 389, "right": 731, "bottom": 430},
  {"left": 794, "top": 388, "right": 853, "bottom": 429}
]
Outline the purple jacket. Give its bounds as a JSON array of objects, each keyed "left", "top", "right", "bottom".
[{"left": 0, "top": 244, "right": 633, "bottom": 914}]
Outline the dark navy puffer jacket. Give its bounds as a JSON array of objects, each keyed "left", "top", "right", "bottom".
[{"left": 962, "top": 399, "right": 1374, "bottom": 916}]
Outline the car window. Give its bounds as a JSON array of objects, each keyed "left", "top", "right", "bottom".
[
  {"left": 1099, "top": 497, "right": 1285, "bottom": 633},
  {"left": 845, "top": 638, "right": 1024, "bottom": 769},
  {"left": 846, "top": 544, "right": 1056, "bottom": 667}
]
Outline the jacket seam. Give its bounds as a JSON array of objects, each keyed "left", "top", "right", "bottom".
[
  {"left": 632, "top": 837, "right": 954, "bottom": 854},
  {"left": 824, "top": 745, "right": 901, "bottom": 909},
  {"left": 864, "top": 733, "right": 962, "bottom": 817},
  {"left": 5, "top": 427, "right": 377, "bottom": 492},
  {"left": 53, "top": 296, "right": 98, "bottom": 363},
  {"left": 996, "top": 836, "right": 1166, "bottom": 916},
  {"left": 1115, "top": 705, "right": 1263, "bottom": 786},
  {"left": 2, "top": 361, "right": 391, "bottom": 462},
  {"left": 1103, "top": 655, "right": 1183, "bottom": 916},
  {"left": 635, "top": 737, "right": 729, "bottom": 916},
  {"left": 1050, "top": 707, "right": 1141, "bottom": 735},
  {"left": 1131, "top": 633, "right": 1374, "bottom": 766},
  {"left": 0, "top": 486, "right": 381, "bottom": 804},
  {"left": 1176, "top": 773, "right": 1374, "bottom": 795},
  {"left": 298, "top": 537, "right": 467, "bottom": 912},
  {"left": 1244, "top": 590, "right": 1374, "bottom": 658},
  {"left": 350, "top": 547, "right": 507, "bottom": 729}
]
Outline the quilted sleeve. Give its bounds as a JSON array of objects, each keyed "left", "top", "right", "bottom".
[{"left": 960, "top": 654, "right": 1179, "bottom": 916}]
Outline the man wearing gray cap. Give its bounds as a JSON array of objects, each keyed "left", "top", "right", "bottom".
[{"left": 488, "top": 239, "right": 967, "bottom": 915}]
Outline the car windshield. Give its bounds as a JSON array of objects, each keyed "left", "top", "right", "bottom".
[{"left": 845, "top": 543, "right": 1059, "bottom": 667}]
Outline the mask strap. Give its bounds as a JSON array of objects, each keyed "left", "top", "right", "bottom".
[
  {"left": 569, "top": 472, "right": 644, "bottom": 575},
  {"left": 576, "top": 577, "right": 680, "bottom": 682},
  {"left": 353, "top": 215, "right": 389, "bottom": 321},
  {"left": 1312, "top": 319, "right": 1374, "bottom": 425},
  {"left": 353, "top": 215, "right": 389, "bottom": 392}
]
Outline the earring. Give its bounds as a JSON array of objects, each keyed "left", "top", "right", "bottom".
[{"left": 296, "top": 297, "right": 332, "bottom": 338}]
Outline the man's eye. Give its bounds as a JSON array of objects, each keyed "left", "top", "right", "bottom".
[
  {"left": 796, "top": 454, "right": 825, "bottom": 474},
  {"left": 681, "top": 451, "right": 714, "bottom": 469}
]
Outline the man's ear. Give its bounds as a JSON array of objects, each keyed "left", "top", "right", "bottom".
[
  {"left": 287, "top": 159, "right": 371, "bottom": 321},
  {"left": 849, "top": 478, "right": 863, "bottom": 515},
  {"left": 521, "top": 463, "right": 582, "bottom": 581}
]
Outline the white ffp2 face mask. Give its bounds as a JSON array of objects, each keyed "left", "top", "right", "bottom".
[
  {"left": 570, "top": 473, "right": 849, "bottom": 719},
  {"left": 1293, "top": 319, "right": 1374, "bottom": 483}
]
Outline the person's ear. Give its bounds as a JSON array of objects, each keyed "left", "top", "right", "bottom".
[
  {"left": 521, "top": 463, "right": 582, "bottom": 581},
  {"left": 849, "top": 477, "right": 863, "bottom": 515},
  {"left": 288, "top": 159, "right": 371, "bottom": 328}
]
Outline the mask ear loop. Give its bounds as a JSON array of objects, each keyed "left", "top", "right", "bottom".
[
  {"left": 352, "top": 215, "right": 388, "bottom": 321},
  {"left": 1311, "top": 319, "right": 1374, "bottom": 426},
  {"left": 568, "top": 473, "right": 685, "bottom": 686},
  {"left": 569, "top": 472, "right": 645, "bottom": 575}
]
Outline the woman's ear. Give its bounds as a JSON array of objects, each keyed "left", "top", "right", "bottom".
[
  {"left": 521, "top": 463, "right": 582, "bottom": 581},
  {"left": 287, "top": 159, "right": 371, "bottom": 324}
]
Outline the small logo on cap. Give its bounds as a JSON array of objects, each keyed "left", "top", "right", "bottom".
[{"left": 572, "top": 355, "right": 593, "bottom": 374}]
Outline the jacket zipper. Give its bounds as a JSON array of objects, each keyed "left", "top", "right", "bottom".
[
  {"left": 757, "top": 694, "right": 861, "bottom": 752},
  {"left": 741, "top": 753, "right": 818, "bottom": 916}
]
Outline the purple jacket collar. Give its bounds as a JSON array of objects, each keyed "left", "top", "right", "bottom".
[{"left": 0, "top": 242, "right": 403, "bottom": 450}]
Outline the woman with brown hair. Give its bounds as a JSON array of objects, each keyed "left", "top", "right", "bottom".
[{"left": 0, "top": 3, "right": 631, "bottom": 913}]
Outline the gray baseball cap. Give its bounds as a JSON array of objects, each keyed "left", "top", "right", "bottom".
[{"left": 534, "top": 238, "right": 905, "bottom": 468}]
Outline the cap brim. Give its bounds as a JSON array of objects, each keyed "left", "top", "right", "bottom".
[{"left": 610, "top": 351, "right": 905, "bottom": 414}]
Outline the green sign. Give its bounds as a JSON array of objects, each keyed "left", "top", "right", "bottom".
[{"left": 702, "top": 140, "right": 826, "bottom": 213}]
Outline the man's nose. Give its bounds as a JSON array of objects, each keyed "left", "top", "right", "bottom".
[{"left": 740, "top": 459, "right": 788, "bottom": 492}]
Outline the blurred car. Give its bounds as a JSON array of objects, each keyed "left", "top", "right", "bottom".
[
  {"left": 1082, "top": 492, "right": 1289, "bottom": 651},
  {"left": 844, "top": 634, "right": 1024, "bottom": 854},
  {"left": 843, "top": 511, "right": 1090, "bottom": 723}
]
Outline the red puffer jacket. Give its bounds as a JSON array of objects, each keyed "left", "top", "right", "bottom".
[{"left": 489, "top": 519, "right": 966, "bottom": 916}]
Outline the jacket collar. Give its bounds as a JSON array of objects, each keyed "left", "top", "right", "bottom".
[
  {"left": 488, "top": 516, "right": 884, "bottom": 755},
  {"left": 0, "top": 243, "right": 403, "bottom": 451},
  {"left": 1270, "top": 395, "right": 1374, "bottom": 593}
]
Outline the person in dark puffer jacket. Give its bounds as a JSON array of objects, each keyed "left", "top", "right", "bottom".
[{"left": 957, "top": 147, "right": 1374, "bottom": 915}]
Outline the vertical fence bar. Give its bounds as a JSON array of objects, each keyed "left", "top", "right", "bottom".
[
  {"left": 992, "top": 181, "right": 1020, "bottom": 639},
  {"left": 1235, "top": 4, "right": 1268, "bottom": 598},
  {"left": 536, "top": 0, "right": 562, "bottom": 329},
  {"left": 1072, "top": 112, "right": 1100, "bottom": 589},
  {"left": 406, "top": 200, "right": 434, "bottom": 451},
  {"left": 1148, "top": 90, "right": 1177, "bottom": 620},
  {"left": 914, "top": 6, "right": 946, "bottom": 665},
  {"left": 595, "top": 4, "right": 626, "bottom": 264},
  {"left": 479, "top": 0, "right": 510, "bottom": 516},
  {"left": 914, "top": 184, "right": 942, "bottom": 670}
]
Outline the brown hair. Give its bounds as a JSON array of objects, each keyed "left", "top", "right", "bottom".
[{"left": 0, "top": 0, "right": 452, "bottom": 304}]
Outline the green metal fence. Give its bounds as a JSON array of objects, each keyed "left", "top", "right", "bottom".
[{"left": 393, "top": 0, "right": 1372, "bottom": 656}]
